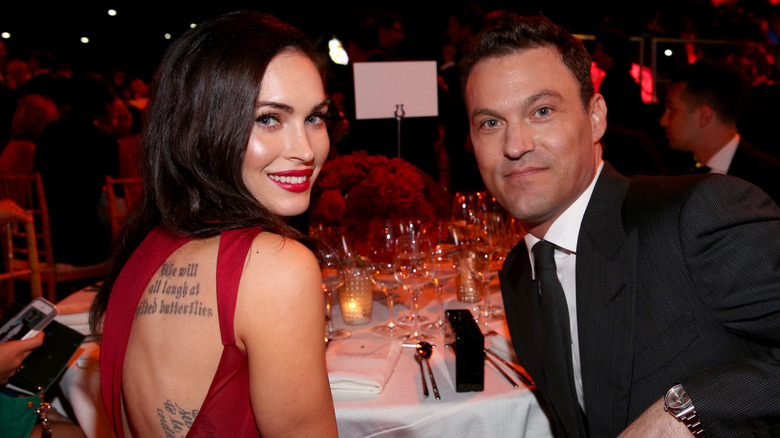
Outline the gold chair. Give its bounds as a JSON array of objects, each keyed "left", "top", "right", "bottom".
[
  {"left": 0, "top": 173, "right": 106, "bottom": 302},
  {"left": 104, "top": 175, "right": 142, "bottom": 241},
  {"left": 0, "top": 200, "right": 42, "bottom": 307}
]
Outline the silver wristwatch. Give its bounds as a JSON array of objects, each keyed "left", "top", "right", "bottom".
[{"left": 664, "top": 384, "right": 706, "bottom": 437}]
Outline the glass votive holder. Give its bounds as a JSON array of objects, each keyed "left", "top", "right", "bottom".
[
  {"left": 455, "top": 251, "right": 484, "bottom": 303},
  {"left": 339, "top": 267, "right": 373, "bottom": 325}
]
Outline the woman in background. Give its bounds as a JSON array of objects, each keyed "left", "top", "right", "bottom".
[
  {"left": 0, "top": 93, "right": 59, "bottom": 174},
  {"left": 89, "top": 11, "right": 337, "bottom": 437}
]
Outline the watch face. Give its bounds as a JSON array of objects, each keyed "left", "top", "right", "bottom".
[{"left": 665, "top": 384, "right": 692, "bottom": 409}]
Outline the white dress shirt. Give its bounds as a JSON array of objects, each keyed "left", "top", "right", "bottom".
[
  {"left": 704, "top": 133, "right": 740, "bottom": 175},
  {"left": 524, "top": 161, "right": 604, "bottom": 411}
]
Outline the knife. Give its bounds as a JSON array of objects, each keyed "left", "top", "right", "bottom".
[
  {"left": 484, "top": 348, "right": 534, "bottom": 386},
  {"left": 484, "top": 351, "right": 518, "bottom": 388}
]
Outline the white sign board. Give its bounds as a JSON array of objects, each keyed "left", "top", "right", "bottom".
[{"left": 353, "top": 61, "right": 438, "bottom": 120}]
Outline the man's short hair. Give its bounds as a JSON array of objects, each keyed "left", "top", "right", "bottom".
[
  {"left": 669, "top": 60, "right": 747, "bottom": 124},
  {"left": 460, "top": 13, "right": 594, "bottom": 110}
]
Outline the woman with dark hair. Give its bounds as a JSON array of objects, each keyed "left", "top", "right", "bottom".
[{"left": 89, "top": 11, "right": 338, "bottom": 437}]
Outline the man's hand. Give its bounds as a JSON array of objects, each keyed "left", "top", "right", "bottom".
[
  {"left": 0, "top": 332, "right": 44, "bottom": 385},
  {"left": 619, "top": 397, "right": 695, "bottom": 437}
]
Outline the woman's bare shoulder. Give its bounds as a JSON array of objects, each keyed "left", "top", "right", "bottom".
[
  {"left": 238, "top": 232, "right": 322, "bottom": 304},
  {"left": 246, "top": 231, "right": 320, "bottom": 272},
  {"left": 233, "top": 232, "right": 325, "bottom": 348}
]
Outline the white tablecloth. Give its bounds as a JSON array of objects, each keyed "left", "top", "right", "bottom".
[
  {"left": 330, "top": 280, "right": 553, "bottom": 437},
  {"left": 54, "top": 287, "right": 116, "bottom": 438},
  {"left": 55, "top": 281, "right": 553, "bottom": 438}
]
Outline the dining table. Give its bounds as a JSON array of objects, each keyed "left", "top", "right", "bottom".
[{"left": 52, "top": 276, "right": 553, "bottom": 438}]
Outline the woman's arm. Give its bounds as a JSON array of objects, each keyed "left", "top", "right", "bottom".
[{"left": 235, "top": 233, "right": 337, "bottom": 438}]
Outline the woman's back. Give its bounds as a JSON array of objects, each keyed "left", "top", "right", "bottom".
[
  {"left": 122, "top": 234, "right": 225, "bottom": 436},
  {"left": 108, "top": 228, "right": 336, "bottom": 437}
]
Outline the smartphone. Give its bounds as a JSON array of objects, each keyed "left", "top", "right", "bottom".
[{"left": 0, "top": 298, "right": 58, "bottom": 344}]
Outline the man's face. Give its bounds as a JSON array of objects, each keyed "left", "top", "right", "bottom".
[
  {"left": 659, "top": 82, "right": 699, "bottom": 152},
  {"left": 465, "top": 46, "right": 606, "bottom": 237}
]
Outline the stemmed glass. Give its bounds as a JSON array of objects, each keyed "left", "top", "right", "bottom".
[
  {"left": 366, "top": 219, "right": 410, "bottom": 338},
  {"left": 394, "top": 234, "right": 435, "bottom": 344},
  {"left": 470, "top": 212, "right": 509, "bottom": 325},
  {"left": 394, "top": 217, "right": 426, "bottom": 238},
  {"left": 393, "top": 217, "right": 428, "bottom": 325},
  {"left": 312, "top": 225, "right": 353, "bottom": 341},
  {"left": 422, "top": 221, "right": 461, "bottom": 335},
  {"left": 451, "top": 191, "right": 481, "bottom": 240}
]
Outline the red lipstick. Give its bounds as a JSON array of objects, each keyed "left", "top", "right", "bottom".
[{"left": 268, "top": 169, "right": 314, "bottom": 193}]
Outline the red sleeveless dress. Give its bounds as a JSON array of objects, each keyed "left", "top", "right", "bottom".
[{"left": 100, "top": 227, "right": 263, "bottom": 437}]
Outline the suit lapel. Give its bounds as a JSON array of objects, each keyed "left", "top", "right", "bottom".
[{"left": 576, "top": 163, "right": 637, "bottom": 432}]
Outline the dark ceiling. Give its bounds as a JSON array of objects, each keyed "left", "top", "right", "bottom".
[{"left": 0, "top": 1, "right": 750, "bottom": 81}]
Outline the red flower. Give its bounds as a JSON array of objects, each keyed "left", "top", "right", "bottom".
[{"left": 310, "top": 151, "right": 451, "bottom": 251}]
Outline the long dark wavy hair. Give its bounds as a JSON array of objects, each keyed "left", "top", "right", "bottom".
[{"left": 90, "top": 10, "right": 327, "bottom": 334}]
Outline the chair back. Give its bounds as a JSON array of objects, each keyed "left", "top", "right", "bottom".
[
  {"left": 0, "top": 207, "right": 42, "bottom": 306},
  {"left": 0, "top": 174, "right": 50, "bottom": 302},
  {"left": 104, "top": 176, "right": 142, "bottom": 241}
]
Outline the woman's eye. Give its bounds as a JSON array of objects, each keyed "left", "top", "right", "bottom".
[
  {"left": 306, "top": 112, "right": 328, "bottom": 125},
  {"left": 256, "top": 114, "right": 280, "bottom": 126}
]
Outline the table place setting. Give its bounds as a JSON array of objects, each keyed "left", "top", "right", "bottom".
[{"left": 327, "top": 332, "right": 403, "bottom": 398}]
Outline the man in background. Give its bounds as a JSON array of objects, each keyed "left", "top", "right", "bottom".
[{"left": 660, "top": 59, "right": 780, "bottom": 203}]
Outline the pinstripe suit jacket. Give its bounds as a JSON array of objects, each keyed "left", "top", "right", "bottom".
[{"left": 500, "top": 162, "right": 780, "bottom": 437}]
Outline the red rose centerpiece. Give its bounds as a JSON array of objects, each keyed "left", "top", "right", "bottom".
[{"left": 309, "top": 151, "right": 451, "bottom": 252}]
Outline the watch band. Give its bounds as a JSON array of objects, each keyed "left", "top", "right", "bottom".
[{"left": 672, "top": 405, "right": 706, "bottom": 437}]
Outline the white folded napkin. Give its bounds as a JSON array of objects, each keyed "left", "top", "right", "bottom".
[{"left": 327, "top": 334, "right": 402, "bottom": 395}]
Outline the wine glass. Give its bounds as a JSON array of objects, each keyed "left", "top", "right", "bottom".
[
  {"left": 422, "top": 221, "right": 461, "bottom": 335},
  {"left": 451, "top": 191, "right": 480, "bottom": 240},
  {"left": 470, "top": 212, "right": 509, "bottom": 325},
  {"left": 393, "top": 234, "right": 435, "bottom": 344},
  {"left": 393, "top": 217, "right": 429, "bottom": 325},
  {"left": 366, "top": 219, "right": 410, "bottom": 338},
  {"left": 312, "top": 225, "right": 353, "bottom": 341},
  {"left": 393, "top": 217, "right": 426, "bottom": 239}
]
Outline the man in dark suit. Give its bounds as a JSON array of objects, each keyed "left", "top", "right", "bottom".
[
  {"left": 659, "top": 59, "right": 780, "bottom": 203},
  {"left": 461, "top": 13, "right": 780, "bottom": 437}
]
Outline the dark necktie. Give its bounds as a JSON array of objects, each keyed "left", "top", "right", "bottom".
[{"left": 532, "top": 240, "right": 587, "bottom": 437}]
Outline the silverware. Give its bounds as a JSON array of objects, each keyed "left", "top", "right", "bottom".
[
  {"left": 484, "top": 351, "right": 519, "bottom": 388},
  {"left": 485, "top": 348, "right": 534, "bottom": 386},
  {"left": 414, "top": 351, "right": 429, "bottom": 398},
  {"left": 416, "top": 342, "right": 440, "bottom": 400}
]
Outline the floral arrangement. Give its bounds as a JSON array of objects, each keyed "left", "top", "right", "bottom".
[{"left": 309, "top": 151, "right": 451, "bottom": 250}]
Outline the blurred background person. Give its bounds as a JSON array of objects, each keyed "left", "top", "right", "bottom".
[
  {"left": 33, "top": 73, "right": 118, "bottom": 267},
  {"left": 659, "top": 59, "right": 780, "bottom": 203},
  {"left": 0, "top": 93, "right": 59, "bottom": 175}
]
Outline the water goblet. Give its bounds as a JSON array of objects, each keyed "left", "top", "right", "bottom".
[
  {"left": 451, "top": 191, "right": 481, "bottom": 241},
  {"left": 322, "top": 252, "right": 351, "bottom": 341},
  {"left": 393, "top": 217, "right": 426, "bottom": 238},
  {"left": 366, "top": 219, "right": 410, "bottom": 338},
  {"left": 394, "top": 234, "right": 435, "bottom": 344},
  {"left": 422, "top": 221, "right": 461, "bottom": 335},
  {"left": 393, "top": 217, "right": 429, "bottom": 325},
  {"left": 313, "top": 225, "right": 354, "bottom": 341},
  {"left": 470, "top": 212, "right": 509, "bottom": 325}
]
